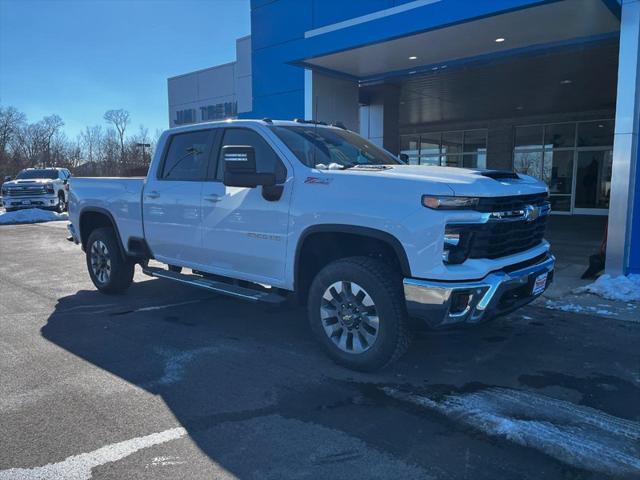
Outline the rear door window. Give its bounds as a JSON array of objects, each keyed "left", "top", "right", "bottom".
[{"left": 161, "top": 130, "right": 213, "bottom": 181}]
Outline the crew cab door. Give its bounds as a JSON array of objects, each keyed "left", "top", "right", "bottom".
[
  {"left": 143, "top": 129, "right": 216, "bottom": 266},
  {"left": 200, "top": 127, "right": 291, "bottom": 285}
]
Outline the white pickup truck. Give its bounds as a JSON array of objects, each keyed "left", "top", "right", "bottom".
[{"left": 68, "top": 119, "right": 554, "bottom": 371}]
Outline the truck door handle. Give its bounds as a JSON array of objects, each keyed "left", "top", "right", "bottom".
[
  {"left": 145, "top": 190, "right": 160, "bottom": 199},
  {"left": 204, "top": 194, "right": 222, "bottom": 203}
]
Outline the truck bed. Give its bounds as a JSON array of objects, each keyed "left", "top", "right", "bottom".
[{"left": 68, "top": 177, "right": 145, "bottom": 250}]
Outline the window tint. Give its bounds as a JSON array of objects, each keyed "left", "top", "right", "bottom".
[
  {"left": 218, "top": 128, "right": 286, "bottom": 182},
  {"left": 161, "top": 130, "right": 211, "bottom": 180}
]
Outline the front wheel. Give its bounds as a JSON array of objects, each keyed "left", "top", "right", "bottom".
[
  {"left": 57, "top": 193, "right": 66, "bottom": 213},
  {"left": 308, "top": 256, "right": 411, "bottom": 371},
  {"left": 86, "top": 227, "right": 134, "bottom": 293}
]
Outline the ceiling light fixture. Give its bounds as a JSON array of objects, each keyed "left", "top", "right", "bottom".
[
  {"left": 495, "top": 37, "right": 505, "bottom": 43},
  {"left": 560, "top": 79, "right": 572, "bottom": 85},
  {"left": 409, "top": 56, "right": 417, "bottom": 60}
]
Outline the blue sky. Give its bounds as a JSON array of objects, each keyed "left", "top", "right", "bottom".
[{"left": 0, "top": 0, "right": 250, "bottom": 138}]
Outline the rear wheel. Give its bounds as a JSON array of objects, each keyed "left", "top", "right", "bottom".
[
  {"left": 86, "top": 227, "right": 134, "bottom": 293},
  {"left": 308, "top": 256, "right": 410, "bottom": 371}
]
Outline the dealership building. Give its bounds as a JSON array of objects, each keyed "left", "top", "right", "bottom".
[{"left": 168, "top": 0, "right": 640, "bottom": 275}]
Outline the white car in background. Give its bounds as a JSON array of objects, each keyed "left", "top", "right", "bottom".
[{"left": 2, "top": 168, "right": 71, "bottom": 213}]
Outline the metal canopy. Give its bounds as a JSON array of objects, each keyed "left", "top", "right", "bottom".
[{"left": 303, "top": 0, "right": 619, "bottom": 81}]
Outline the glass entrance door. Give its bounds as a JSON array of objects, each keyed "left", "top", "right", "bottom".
[{"left": 573, "top": 149, "right": 613, "bottom": 214}]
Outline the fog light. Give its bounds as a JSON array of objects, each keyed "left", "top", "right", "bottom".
[{"left": 450, "top": 292, "right": 471, "bottom": 315}]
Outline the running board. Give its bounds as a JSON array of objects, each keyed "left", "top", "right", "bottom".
[{"left": 142, "top": 266, "right": 286, "bottom": 304}]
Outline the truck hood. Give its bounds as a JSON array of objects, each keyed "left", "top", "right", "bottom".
[
  {"left": 348, "top": 165, "right": 548, "bottom": 197},
  {"left": 4, "top": 178, "right": 55, "bottom": 186}
]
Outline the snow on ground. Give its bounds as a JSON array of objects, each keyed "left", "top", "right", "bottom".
[
  {"left": 0, "top": 208, "right": 68, "bottom": 225},
  {"left": 544, "top": 300, "right": 616, "bottom": 316},
  {"left": 574, "top": 274, "right": 640, "bottom": 302},
  {"left": 382, "top": 386, "right": 640, "bottom": 476}
]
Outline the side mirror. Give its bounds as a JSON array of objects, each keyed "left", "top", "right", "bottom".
[
  {"left": 63, "top": 178, "right": 68, "bottom": 185},
  {"left": 222, "top": 145, "right": 276, "bottom": 188},
  {"left": 4, "top": 176, "right": 12, "bottom": 182},
  {"left": 399, "top": 153, "right": 409, "bottom": 163}
]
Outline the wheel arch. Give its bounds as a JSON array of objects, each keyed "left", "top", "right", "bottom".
[
  {"left": 79, "top": 207, "right": 125, "bottom": 257},
  {"left": 294, "top": 224, "right": 411, "bottom": 302}
]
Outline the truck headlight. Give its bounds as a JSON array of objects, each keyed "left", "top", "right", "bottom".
[
  {"left": 423, "top": 195, "right": 479, "bottom": 210},
  {"left": 45, "top": 184, "right": 54, "bottom": 194}
]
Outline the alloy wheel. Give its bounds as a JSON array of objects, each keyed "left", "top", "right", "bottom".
[
  {"left": 90, "top": 240, "right": 111, "bottom": 284},
  {"left": 320, "top": 280, "right": 380, "bottom": 354}
]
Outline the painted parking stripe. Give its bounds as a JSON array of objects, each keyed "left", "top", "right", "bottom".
[
  {"left": 382, "top": 386, "right": 640, "bottom": 476},
  {"left": 0, "top": 427, "right": 187, "bottom": 480}
]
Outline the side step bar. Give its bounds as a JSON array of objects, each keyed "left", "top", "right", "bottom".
[{"left": 142, "top": 266, "right": 286, "bottom": 305}]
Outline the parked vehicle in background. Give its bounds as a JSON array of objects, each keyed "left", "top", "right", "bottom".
[
  {"left": 67, "top": 119, "right": 554, "bottom": 371},
  {"left": 2, "top": 168, "right": 71, "bottom": 213}
]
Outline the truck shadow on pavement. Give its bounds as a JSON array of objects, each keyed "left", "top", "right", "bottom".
[{"left": 40, "top": 278, "right": 640, "bottom": 479}]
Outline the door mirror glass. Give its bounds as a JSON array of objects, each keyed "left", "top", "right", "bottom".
[
  {"left": 399, "top": 153, "right": 409, "bottom": 162},
  {"left": 223, "top": 145, "right": 276, "bottom": 188}
]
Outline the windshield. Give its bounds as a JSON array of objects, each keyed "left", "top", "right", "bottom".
[
  {"left": 16, "top": 169, "right": 59, "bottom": 180},
  {"left": 271, "top": 126, "right": 401, "bottom": 168}
]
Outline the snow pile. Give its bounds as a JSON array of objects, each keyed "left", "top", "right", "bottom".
[
  {"left": 382, "top": 386, "right": 640, "bottom": 476},
  {"left": 544, "top": 300, "right": 616, "bottom": 316},
  {"left": 0, "top": 208, "right": 68, "bottom": 225},
  {"left": 574, "top": 274, "right": 640, "bottom": 302}
]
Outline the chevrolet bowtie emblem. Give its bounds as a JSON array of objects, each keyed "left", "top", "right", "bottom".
[{"left": 524, "top": 205, "right": 540, "bottom": 222}]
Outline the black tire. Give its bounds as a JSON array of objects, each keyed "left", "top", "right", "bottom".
[
  {"left": 57, "top": 192, "right": 66, "bottom": 213},
  {"left": 307, "top": 256, "right": 411, "bottom": 371},
  {"left": 86, "top": 227, "right": 134, "bottom": 294}
]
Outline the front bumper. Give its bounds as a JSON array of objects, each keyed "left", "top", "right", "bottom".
[
  {"left": 404, "top": 253, "right": 555, "bottom": 328},
  {"left": 2, "top": 195, "right": 59, "bottom": 209}
]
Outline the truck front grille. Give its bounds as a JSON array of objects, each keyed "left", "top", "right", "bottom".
[
  {"left": 467, "top": 215, "right": 548, "bottom": 259},
  {"left": 447, "top": 193, "right": 550, "bottom": 261},
  {"left": 6, "top": 186, "right": 47, "bottom": 197}
]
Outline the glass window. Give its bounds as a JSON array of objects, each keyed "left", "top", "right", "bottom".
[
  {"left": 419, "top": 133, "right": 440, "bottom": 156},
  {"left": 161, "top": 130, "right": 211, "bottom": 180},
  {"left": 544, "top": 123, "right": 575, "bottom": 148},
  {"left": 575, "top": 150, "right": 613, "bottom": 209},
  {"left": 441, "top": 131, "right": 463, "bottom": 155},
  {"left": 16, "top": 169, "right": 59, "bottom": 180},
  {"left": 419, "top": 155, "right": 441, "bottom": 166},
  {"left": 514, "top": 150, "right": 543, "bottom": 178},
  {"left": 463, "top": 130, "right": 487, "bottom": 153},
  {"left": 515, "top": 125, "right": 544, "bottom": 150},
  {"left": 577, "top": 121, "right": 614, "bottom": 147},
  {"left": 175, "top": 109, "right": 196, "bottom": 125},
  {"left": 543, "top": 150, "right": 573, "bottom": 194},
  {"left": 220, "top": 128, "right": 286, "bottom": 182},
  {"left": 400, "top": 135, "right": 420, "bottom": 165},
  {"left": 443, "top": 155, "right": 461, "bottom": 167}
]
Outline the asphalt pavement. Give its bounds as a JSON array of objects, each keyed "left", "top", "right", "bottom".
[{"left": 1, "top": 221, "right": 639, "bottom": 479}]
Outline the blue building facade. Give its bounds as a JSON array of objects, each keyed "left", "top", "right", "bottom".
[{"left": 235, "top": 0, "right": 639, "bottom": 274}]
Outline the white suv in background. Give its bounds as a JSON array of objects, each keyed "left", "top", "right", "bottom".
[{"left": 2, "top": 167, "right": 71, "bottom": 213}]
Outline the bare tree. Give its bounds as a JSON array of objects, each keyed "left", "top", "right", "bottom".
[
  {"left": 103, "top": 109, "right": 130, "bottom": 164},
  {"left": 0, "top": 106, "right": 26, "bottom": 161},
  {"left": 80, "top": 125, "right": 103, "bottom": 164},
  {"left": 41, "top": 114, "right": 64, "bottom": 167},
  {"left": 14, "top": 122, "right": 47, "bottom": 167}
]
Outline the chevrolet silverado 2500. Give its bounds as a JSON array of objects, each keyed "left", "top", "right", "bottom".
[
  {"left": 67, "top": 119, "right": 554, "bottom": 371},
  {"left": 3, "top": 167, "right": 71, "bottom": 212}
]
